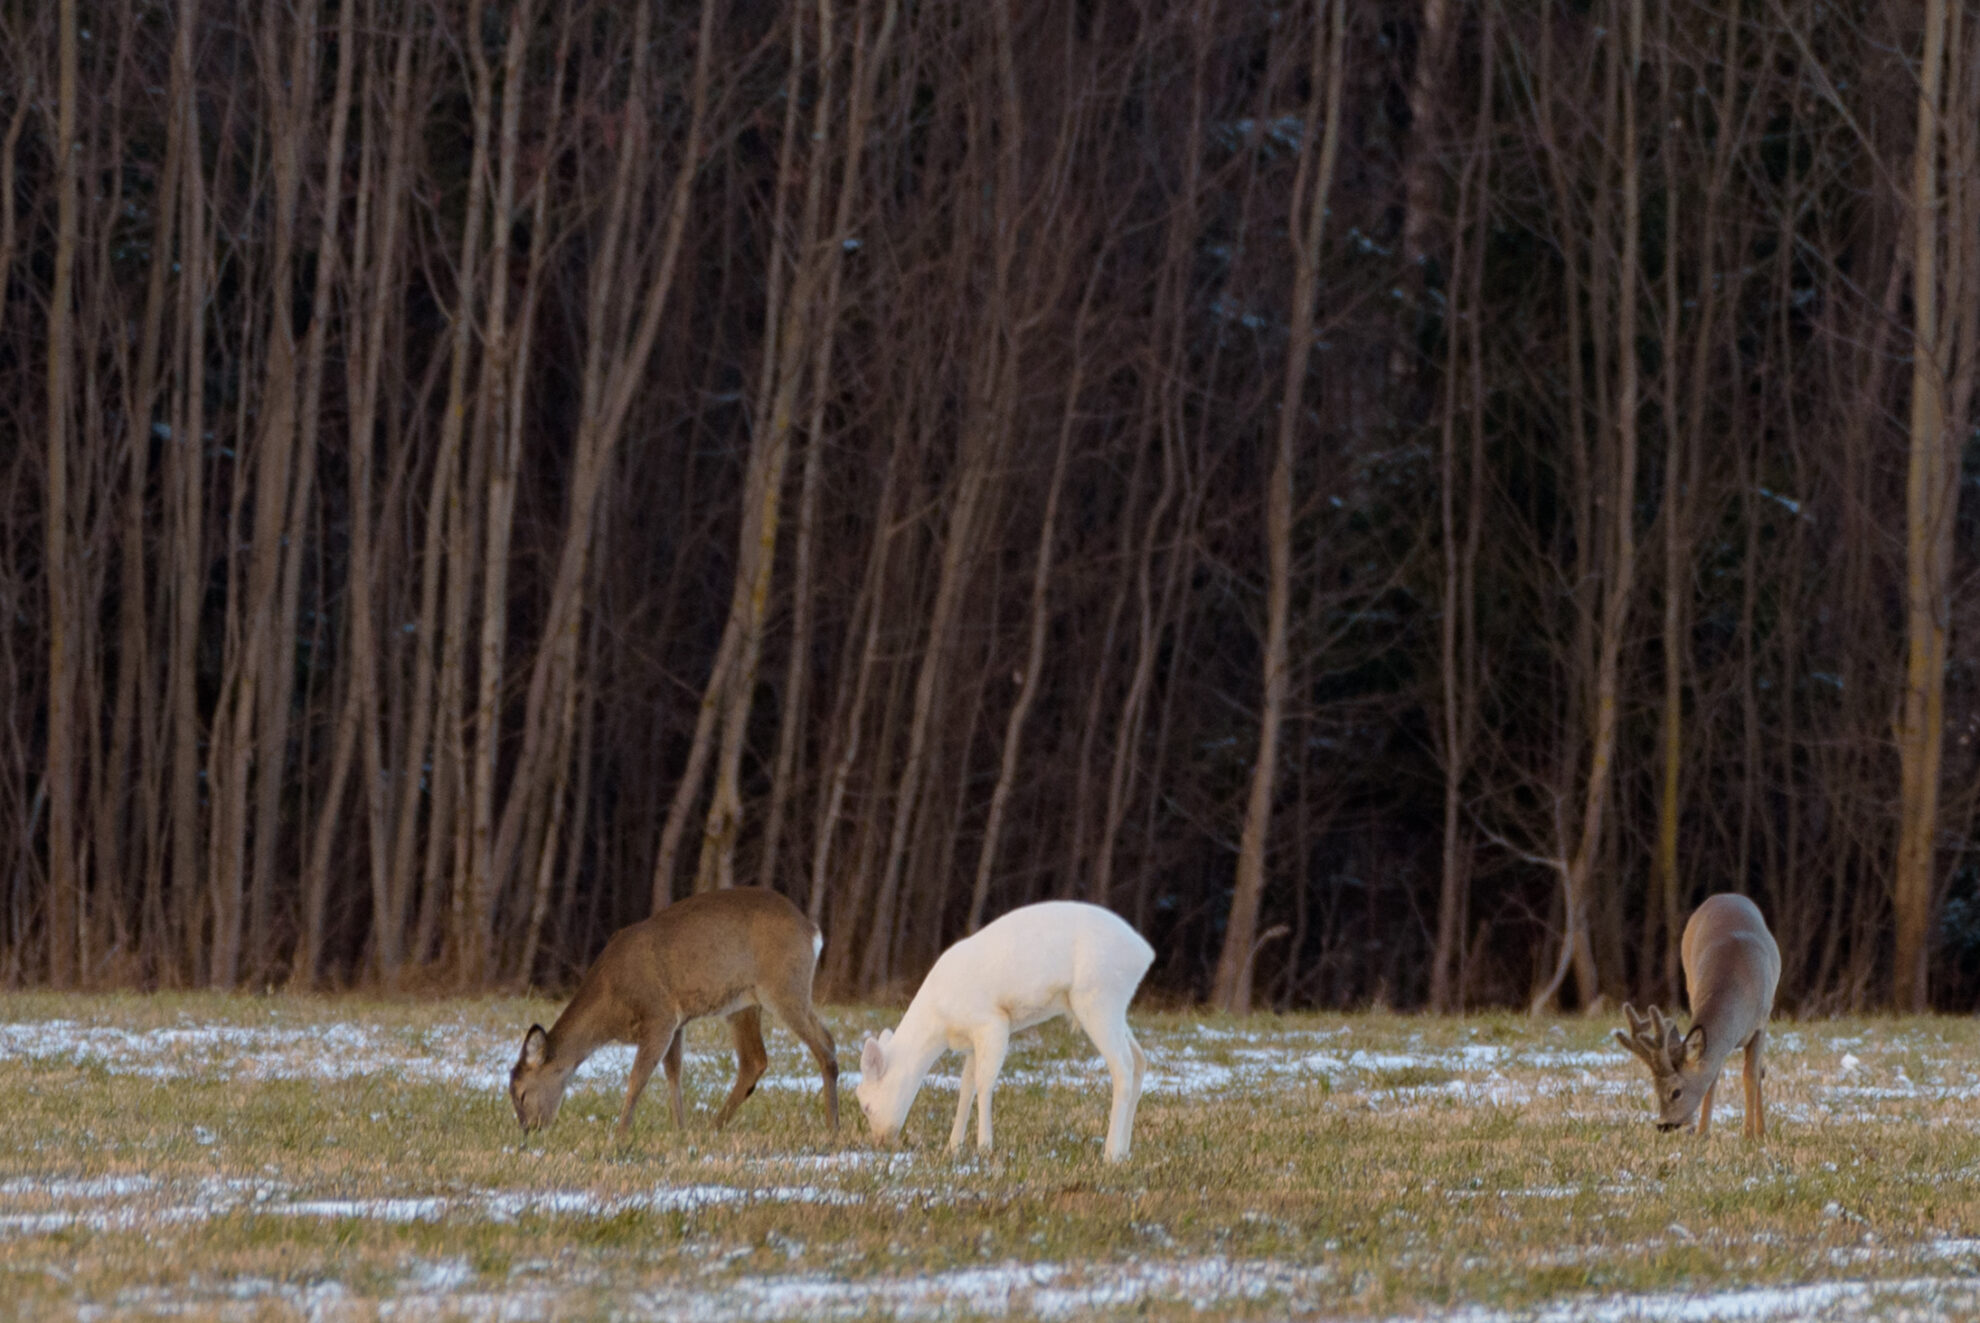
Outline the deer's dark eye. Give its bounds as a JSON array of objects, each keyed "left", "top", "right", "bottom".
[{"left": 1668, "top": 1087, "right": 1681, "bottom": 1101}]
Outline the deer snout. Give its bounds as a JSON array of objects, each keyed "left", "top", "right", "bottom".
[
  {"left": 511, "top": 1094, "right": 545, "bottom": 1134},
  {"left": 1656, "top": 1120, "right": 1681, "bottom": 1132},
  {"left": 862, "top": 1111, "right": 899, "bottom": 1146}
]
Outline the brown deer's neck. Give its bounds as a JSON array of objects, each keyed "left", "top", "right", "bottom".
[{"left": 546, "top": 979, "right": 624, "bottom": 1071}]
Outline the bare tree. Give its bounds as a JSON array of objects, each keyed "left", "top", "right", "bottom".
[
  {"left": 42, "top": 0, "right": 82, "bottom": 987},
  {"left": 5, "top": 0, "right": 1980, "bottom": 1011},
  {"left": 1213, "top": 0, "right": 1346, "bottom": 1015},
  {"left": 1429, "top": 3, "right": 1493, "bottom": 1013}
]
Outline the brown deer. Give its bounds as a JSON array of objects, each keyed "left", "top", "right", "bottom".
[
  {"left": 509, "top": 888, "right": 838, "bottom": 1142},
  {"left": 1615, "top": 893, "right": 1781, "bottom": 1138}
]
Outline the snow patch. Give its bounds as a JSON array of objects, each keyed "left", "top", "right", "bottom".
[
  {"left": 1434, "top": 1276, "right": 1980, "bottom": 1322},
  {"left": 0, "top": 1176, "right": 857, "bottom": 1240}
]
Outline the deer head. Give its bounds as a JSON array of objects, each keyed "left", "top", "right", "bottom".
[
  {"left": 855, "top": 1028, "right": 908, "bottom": 1142},
  {"left": 1614, "top": 1002, "right": 1710, "bottom": 1132},
  {"left": 508, "top": 1023, "right": 574, "bottom": 1134}
]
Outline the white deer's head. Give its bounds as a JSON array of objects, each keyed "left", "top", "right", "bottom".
[{"left": 855, "top": 1028, "right": 913, "bottom": 1142}]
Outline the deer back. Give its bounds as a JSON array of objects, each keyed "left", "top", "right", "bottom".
[
  {"left": 588, "top": 888, "right": 822, "bottom": 1023},
  {"left": 1679, "top": 893, "right": 1779, "bottom": 1051}
]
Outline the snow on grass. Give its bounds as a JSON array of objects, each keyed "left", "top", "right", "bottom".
[
  {"left": 74, "top": 1255, "right": 1333, "bottom": 1322},
  {"left": 64, "top": 1254, "right": 1980, "bottom": 1321},
  {"left": 0, "top": 1174, "right": 862, "bottom": 1239},
  {"left": 1436, "top": 1276, "right": 1980, "bottom": 1322},
  {"left": 2, "top": 1009, "right": 1969, "bottom": 1123},
  {"left": 0, "top": 1017, "right": 522, "bottom": 1091},
  {"left": 0, "top": 1174, "right": 154, "bottom": 1200},
  {"left": 639, "top": 1255, "right": 1334, "bottom": 1321},
  {"left": 12, "top": 1002, "right": 1980, "bottom": 1319},
  {"left": 3, "top": 1007, "right": 1973, "bottom": 1156}
]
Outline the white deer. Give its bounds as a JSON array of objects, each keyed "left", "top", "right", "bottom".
[
  {"left": 855, "top": 901, "right": 1154, "bottom": 1162},
  {"left": 1615, "top": 892, "right": 1781, "bottom": 1137}
]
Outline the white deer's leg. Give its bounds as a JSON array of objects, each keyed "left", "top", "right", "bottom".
[
  {"left": 1122, "top": 1034, "right": 1147, "bottom": 1150},
  {"left": 1074, "top": 991, "right": 1141, "bottom": 1162},
  {"left": 972, "top": 1020, "right": 1011, "bottom": 1152},
  {"left": 947, "top": 1052, "right": 976, "bottom": 1152}
]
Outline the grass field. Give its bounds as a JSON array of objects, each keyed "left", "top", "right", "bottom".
[{"left": 1, "top": 995, "right": 1978, "bottom": 1320}]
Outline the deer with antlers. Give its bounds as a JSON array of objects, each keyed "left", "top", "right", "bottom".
[{"left": 1615, "top": 893, "right": 1781, "bottom": 1138}]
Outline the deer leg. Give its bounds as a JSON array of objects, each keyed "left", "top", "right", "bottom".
[
  {"left": 1126, "top": 1035, "right": 1148, "bottom": 1153},
  {"left": 713, "top": 1006, "right": 770, "bottom": 1131},
  {"left": 1744, "top": 1029, "right": 1767, "bottom": 1139},
  {"left": 616, "top": 1027, "right": 672, "bottom": 1144},
  {"left": 1074, "top": 991, "right": 1143, "bottom": 1163},
  {"left": 766, "top": 989, "right": 840, "bottom": 1132},
  {"left": 662, "top": 1026, "right": 686, "bottom": 1128},
  {"left": 971, "top": 1018, "right": 1011, "bottom": 1153},
  {"left": 947, "top": 1051, "right": 977, "bottom": 1152},
  {"left": 1696, "top": 1080, "right": 1716, "bottom": 1138}
]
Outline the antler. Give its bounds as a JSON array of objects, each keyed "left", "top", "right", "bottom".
[
  {"left": 1614, "top": 1002, "right": 1678, "bottom": 1072},
  {"left": 1644, "top": 1006, "right": 1669, "bottom": 1060}
]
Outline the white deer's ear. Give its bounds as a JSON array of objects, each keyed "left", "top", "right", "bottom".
[
  {"left": 522, "top": 1024, "right": 550, "bottom": 1068},
  {"left": 1682, "top": 1024, "right": 1706, "bottom": 1064},
  {"left": 861, "top": 1035, "right": 887, "bottom": 1080},
  {"left": 878, "top": 1027, "right": 893, "bottom": 1048}
]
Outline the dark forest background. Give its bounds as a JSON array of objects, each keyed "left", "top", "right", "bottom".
[{"left": 3, "top": 0, "right": 1979, "bottom": 1011}]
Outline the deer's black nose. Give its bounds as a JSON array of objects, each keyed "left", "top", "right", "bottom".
[{"left": 1656, "top": 1121, "right": 1680, "bottom": 1132}]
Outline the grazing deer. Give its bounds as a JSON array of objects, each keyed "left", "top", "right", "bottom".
[
  {"left": 1615, "top": 892, "right": 1780, "bottom": 1138},
  {"left": 509, "top": 888, "right": 838, "bottom": 1142},
  {"left": 856, "top": 901, "right": 1154, "bottom": 1163}
]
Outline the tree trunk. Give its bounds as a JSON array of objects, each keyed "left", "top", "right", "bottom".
[
  {"left": 102, "top": 0, "right": 184, "bottom": 982},
  {"left": 1529, "top": 0, "right": 1640, "bottom": 1015},
  {"left": 1430, "top": 7, "right": 1491, "bottom": 1012},
  {"left": 1650, "top": 11, "right": 1685, "bottom": 1003},
  {"left": 391, "top": 0, "right": 494, "bottom": 985},
  {"left": 1212, "top": 0, "right": 1344, "bottom": 1014},
  {"left": 759, "top": 0, "right": 898, "bottom": 899},
  {"left": 806, "top": 413, "right": 911, "bottom": 926},
  {"left": 497, "top": 0, "right": 717, "bottom": 965},
  {"left": 1390, "top": 0, "right": 1452, "bottom": 394},
  {"left": 1893, "top": 0, "right": 1957, "bottom": 1011},
  {"left": 967, "top": 270, "right": 1093, "bottom": 931},
  {"left": 696, "top": 1, "right": 832, "bottom": 895},
  {"left": 1092, "top": 434, "right": 1178, "bottom": 908},
  {"left": 165, "top": 0, "right": 208, "bottom": 985},
  {"left": 43, "top": 0, "right": 83, "bottom": 988},
  {"left": 250, "top": 3, "right": 335, "bottom": 984},
  {"left": 856, "top": 0, "right": 1027, "bottom": 988}
]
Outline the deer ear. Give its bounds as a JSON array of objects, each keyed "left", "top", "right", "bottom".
[
  {"left": 522, "top": 1024, "right": 550, "bottom": 1068},
  {"left": 878, "top": 1027, "right": 894, "bottom": 1048},
  {"left": 1683, "top": 1024, "right": 1707, "bottom": 1063},
  {"left": 860, "top": 1035, "right": 887, "bottom": 1080}
]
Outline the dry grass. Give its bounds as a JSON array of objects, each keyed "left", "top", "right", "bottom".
[{"left": 0, "top": 995, "right": 1977, "bottom": 1319}]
